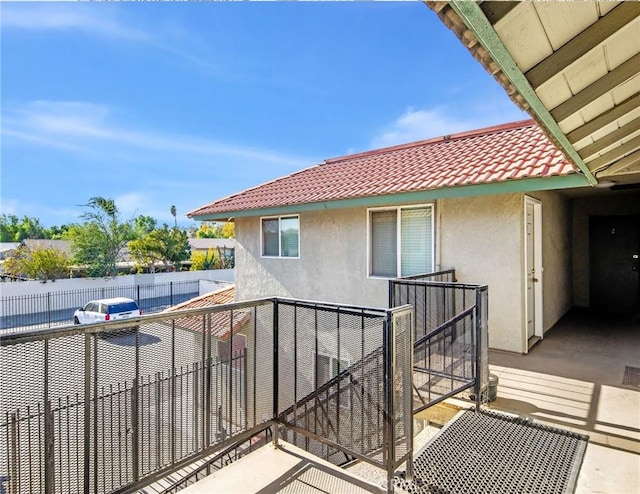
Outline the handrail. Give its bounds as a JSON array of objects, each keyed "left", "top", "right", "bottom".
[{"left": 413, "top": 306, "right": 475, "bottom": 348}]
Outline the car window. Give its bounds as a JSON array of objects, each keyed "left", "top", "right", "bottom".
[
  {"left": 85, "top": 302, "right": 96, "bottom": 312},
  {"left": 99, "top": 304, "right": 107, "bottom": 314},
  {"left": 108, "top": 302, "right": 138, "bottom": 314}
]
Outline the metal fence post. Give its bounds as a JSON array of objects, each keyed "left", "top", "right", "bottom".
[
  {"left": 132, "top": 328, "right": 140, "bottom": 481},
  {"left": 43, "top": 339, "right": 55, "bottom": 494},
  {"left": 383, "top": 313, "right": 395, "bottom": 494},
  {"left": 204, "top": 314, "right": 212, "bottom": 448},
  {"left": 474, "top": 288, "right": 482, "bottom": 411},
  {"left": 170, "top": 320, "right": 176, "bottom": 465},
  {"left": 272, "top": 300, "right": 279, "bottom": 446},
  {"left": 9, "top": 412, "right": 19, "bottom": 494},
  {"left": 83, "top": 333, "right": 91, "bottom": 494},
  {"left": 170, "top": 282, "right": 173, "bottom": 307}
]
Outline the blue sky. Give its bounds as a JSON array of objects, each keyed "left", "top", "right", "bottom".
[{"left": 1, "top": 2, "right": 526, "bottom": 228}]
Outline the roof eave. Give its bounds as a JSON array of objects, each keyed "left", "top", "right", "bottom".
[
  {"left": 190, "top": 173, "right": 590, "bottom": 221},
  {"left": 435, "top": 1, "right": 598, "bottom": 186}
]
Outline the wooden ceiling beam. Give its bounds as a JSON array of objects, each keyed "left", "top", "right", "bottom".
[
  {"left": 578, "top": 117, "right": 640, "bottom": 159},
  {"left": 526, "top": 3, "right": 640, "bottom": 89},
  {"left": 598, "top": 149, "right": 640, "bottom": 177},
  {"left": 480, "top": 1, "right": 519, "bottom": 25},
  {"left": 551, "top": 53, "right": 640, "bottom": 122},
  {"left": 587, "top": 134, "right": 640, "bottom": 173},
  {"left": 567, "top": 93, "right": 640, "bottom": 143}
]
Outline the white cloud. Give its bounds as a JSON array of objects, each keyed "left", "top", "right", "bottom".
[
  {"left": 1, "top": 4, "right": 215, "bottom": 71},
  {"left": 2, "top": 100, "right": 314, "bottom": 168},
  {"left": 114, "top": 192, "right": 148, "bottom": 219},
  {"left": 371, "top": 104, "right": 528, "bottom": 148},
  {"left": 1, "top": 5, "right": 151, "bottom": 42}
]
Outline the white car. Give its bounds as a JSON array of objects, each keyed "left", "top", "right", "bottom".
[{"left": 74, "top": 297, "right": 141, "bottom": 329}]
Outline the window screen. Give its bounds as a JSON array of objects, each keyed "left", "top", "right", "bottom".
[
  {"left": 370, "top": 205, "right": 434, "bottom": 278},
  {"left": 371, "top": 210, "right": 397, "bottom": 277},
  {"left": 262, "top": 218, "right": 279, "bottom": 256},
  {"left": 261, "top": 215, "right": 300, "bottom": 258},
  {"left": 401, "top": 207, "right": 432, "bottom": 276},
  {"left": 280, "top": 216, "right": 299, "bottom": 257}
]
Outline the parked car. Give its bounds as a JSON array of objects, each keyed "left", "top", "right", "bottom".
[{"left": 74, "top": 297, "right": 141, "bottom": 331}]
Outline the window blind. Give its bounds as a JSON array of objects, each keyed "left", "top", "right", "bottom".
[
  {"left": 401, "top": 207, "right": 432, "bottom": 276},
  {"left": 371, "top": 210, "right": 397, "bottom": 277},
  {"left": 280, "top": 216, "right": 299, "bottom": 257},
  {"left": 262, "top": 218, "right": 279, "bottom": 256}
]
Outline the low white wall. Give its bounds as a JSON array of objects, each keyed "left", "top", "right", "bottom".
[{"left": 0, "top": 270, "right": 234, "bottom": 298}]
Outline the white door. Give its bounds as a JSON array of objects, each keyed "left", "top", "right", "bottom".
[{"left": 524, "top": 197, "right": 542, "bottom": 343}]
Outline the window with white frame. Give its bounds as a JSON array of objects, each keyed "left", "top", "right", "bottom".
[
  {"left": 316, "top": 353, "right": 349, "bottom": 385},
  {"left": 316, "top": 353, "right": 350, "bottom": 407},
  {"left": 261, "top": 215, "right": 300, "bottom": 258},
  {"left": 369, "top": 205, "right": 434, "bottom": 278}
]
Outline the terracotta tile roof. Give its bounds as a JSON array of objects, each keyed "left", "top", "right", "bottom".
[
  {"left": 188, "top": 120, "right": 578, "bottom": 218},
  {"left": 164, "top": 285, "right": 245, "bottom": 339}
]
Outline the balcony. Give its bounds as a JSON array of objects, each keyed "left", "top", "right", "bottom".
[
  {"left": 0, "top": 268, "right": 514, "bottom": 493},
  {"left": 0, "top": 297, "right": 416, "bottom": 494}
]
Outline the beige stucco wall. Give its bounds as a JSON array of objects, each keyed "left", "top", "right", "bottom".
[
  {"left": 235, "top": 189, "right": 574, "bottom": 354},
  {"left": 572, "top": 190, "right": 640, "bottom": 307},
  {"left": 439, "top": 194, "right": 524, "bottom": 353},
  {"left": 235, "top": 208, "right": 389, "bottom": 307}
]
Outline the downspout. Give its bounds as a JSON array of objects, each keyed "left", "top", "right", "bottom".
[{"left": 448, "top": 0, "right": 598, "bottom": 186}]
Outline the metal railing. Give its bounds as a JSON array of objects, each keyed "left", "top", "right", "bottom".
[
  {"left": 399, "top": 268, "right": 457, "bottom": 283},
  {"left": 0, "top": 280, "right": 200, "bottom": 332},
  {"left": 390, "top": 270, "right": 489, "bottom": 413},
  {"left": 0, "top": 297, "right": 413, "bottom": 494}
]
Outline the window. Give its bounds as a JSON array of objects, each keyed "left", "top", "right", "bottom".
[
  {"left": 316, "top": 353, "right": 350, "bottom": 407},
  {"left": 261, "top": 215, "right": 299, "bottom": 258},
  {"left": 369, "top": 205, "right": 434, "bottom": 278},
  {"left": 316, "top": 354, "right": 349, "bottom": 385}
]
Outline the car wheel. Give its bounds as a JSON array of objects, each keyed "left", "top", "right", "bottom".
[{"left": 74, "top": 317, "right": 80, "bottom": 325}]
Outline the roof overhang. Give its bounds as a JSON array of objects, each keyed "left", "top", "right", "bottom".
[
  {"left": 191, "top": 173, "right": 590, "bottom": 221},
  {"left": 428, "top": 1, "right": 640, "bottom": 188}
]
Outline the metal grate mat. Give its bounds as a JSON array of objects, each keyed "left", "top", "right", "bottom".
[{"left": 394, "top": 410, "right": 588, "bottom": 494}]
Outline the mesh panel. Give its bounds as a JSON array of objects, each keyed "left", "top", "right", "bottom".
[
  {"left": 392, "top": 309, "right": 413, "bottom": 465},
  {"left": 252, "top": 303, "right": 274, "bottom": 427},
  {"left": 1, "top": 298, "right": 411, "bottom": 492},
  {"left": 277, "top": 301, "right": 390, "bottom": 468},
  {"left": 391, "top": 280, "right": 488, "bottom": 410}
]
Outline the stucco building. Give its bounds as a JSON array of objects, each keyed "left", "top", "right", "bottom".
[{"left": 189, "top": 119, "right": 640, "bottom": 354}]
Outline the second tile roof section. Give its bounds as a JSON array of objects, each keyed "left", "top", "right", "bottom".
[{"left": 188, "top": 119, "right": 576, "bottom": 218}]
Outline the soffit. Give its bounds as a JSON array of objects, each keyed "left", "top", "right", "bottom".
[{"left": 428, "top": 1, "right": 640, "bottom": 188}]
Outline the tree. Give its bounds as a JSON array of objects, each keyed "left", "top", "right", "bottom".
[
  {"left": 220, "top": 222, "right": 235, "bottom": 239},
  {"left": 64, "top": 197, "right": 134, "bottom": 277},
  {"left": 1, "top": 214, "right": 47, "bottom": 241},
  {"left": 190, "top": 249, "right": 217, "bottom": 271},
  {"left": 3, "top": 245, "right": 70, "bottom": 281},
  {"left": 129, "top": 225, "right": 191, "bottom": 272},
  {"left": 170, "top": 205, "right": 177, "bottom": 228},
  {"left": 133, "top": 215, "right": 157, "bottom": 239},
  {"left": 194, "top": 221, "right": 235, "bottom": 239}
]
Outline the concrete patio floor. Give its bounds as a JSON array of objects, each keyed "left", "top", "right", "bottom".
[
  {"left": 487, "top": 309, "right": 640, "bottom": 494},
  {"left": 148, "top": 309, "right": 639, "bottom": 494},
  {"left": 179, "top": 441, "right": 385, "bottom": 494}
]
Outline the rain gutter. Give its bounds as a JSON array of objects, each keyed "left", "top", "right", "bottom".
[{"left": 190, "top": 173, "right": 590, "bottom": 222}]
